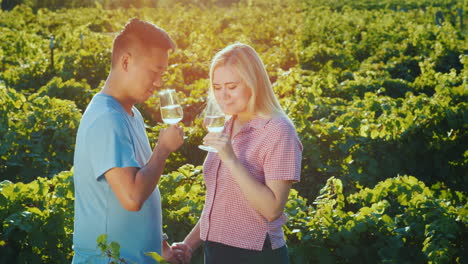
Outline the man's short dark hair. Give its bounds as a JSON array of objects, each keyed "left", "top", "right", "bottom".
[{"left": 111, "top": 18, "right": 176, "bottom": 67}]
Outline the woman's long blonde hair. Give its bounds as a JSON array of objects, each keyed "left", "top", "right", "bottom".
[{"left": 209, "top": 43, "right": 288, "bottom": 120}]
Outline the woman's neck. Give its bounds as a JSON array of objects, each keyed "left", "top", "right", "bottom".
[{"left": 236, "top": 111, "right": 255, "bottom": 125}]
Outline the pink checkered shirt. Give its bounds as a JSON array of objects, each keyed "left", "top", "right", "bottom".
[{"left": 200, "top": 115, "right": 302, "bottom": 251}]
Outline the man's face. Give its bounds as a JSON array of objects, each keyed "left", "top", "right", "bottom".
[{"left": 126, "top": 46, "right": 168, "bottom": 103}]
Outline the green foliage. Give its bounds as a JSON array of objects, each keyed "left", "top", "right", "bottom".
[
  {"left": 290, "top": 0, "right": 468, "bottom": 198},
  {"left": 145, "top": 252, "right": 168, "bottom": 264},
  {"left": 0, "top": 2, "right": 303, "bottom": 181},
  {"left": 1, "top": 165, "right": 466, "bottom": 263},
  {"left": 285, "top": 176, "right": 467, "bottom": 264},
  {"left": 0, "top": 165, "right": 206, "bottom": 264},
  {"left": 159, "top": 164, "right": 205, "bottom": 263},
  {"left": 304, "top": 0, "right": 464, "bottom": 12},
  {"left": 97, "top": 234, "right": 138, "bottom": 264},
  {"left": 95, "top": 234, "right": 173, "bottom": 264},
  {"left": 0, "top": 85, "right": 82, "bottom": 182},
  {"left": 0, "top": 171, "right": 74, "bottom": 263},
  {"left": 289, "top": 79, "right": 467, "bottom": 198},
  {"left": 36, "top": 77, "right": 98, "bottom": 111},
  {"left": 159, "top": 164, "right": 205, "bottom": 233},
  {"left": 1, "top": 0, "right": 249, "bottom": 11},
  {"left": 0, "top": 0, "right": 467, "bottom": 263}
]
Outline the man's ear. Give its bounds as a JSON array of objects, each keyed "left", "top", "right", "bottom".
[{"left": 120, "top": 51, "right": 131, "bottom": 72}]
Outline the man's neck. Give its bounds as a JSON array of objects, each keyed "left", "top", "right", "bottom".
[{"left": 101, "top": 74, "right": 134, "bottom": 115}]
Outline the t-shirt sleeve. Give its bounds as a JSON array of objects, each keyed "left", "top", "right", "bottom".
[
  {"left": 263, "top": 119, "right": 303, "bottom": 182},
  {"left": 85, "top": 113, "right": 140, "bottom": 180}
]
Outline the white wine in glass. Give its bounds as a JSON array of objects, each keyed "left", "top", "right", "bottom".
[
  {"left": 158, "top": 89, "right": 183, "bottom": 125},
  {"left": 205, "top": 115, "right": 225, "bottom": 132},
  {"left": 199, "top": 99, "right": 226, "bottom": 152},
  {"left": 160, "top": 104, "right": 183, "bottom": 124}
]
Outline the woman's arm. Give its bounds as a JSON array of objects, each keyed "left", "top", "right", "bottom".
[
  {"left": 224, "top": 158, "right": 293, "bottom": 222},
  {"left": 203, "top": 132, "right": 294, "bottom": 222},
  {"left": 171, "top": 220, "right": 203, "bottom": 263},
  {"left": 183, "top": 220, "right": 203, "bottom": 251}
]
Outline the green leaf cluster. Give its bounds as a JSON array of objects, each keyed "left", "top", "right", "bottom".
[
  {"left": 290, "top": 0, "right": 467, "bottom": 198},
  {"left": 285, "top": 176, "right": 467, "bottom": 264},
  {"left": 0, "top": 85, "right": 81, "bottom": 182},
  {"left": 0, "top": 171, "right": 74, "bottom": 263},
  {"left": 0, "top": 0, "right": 466, "bottom": 263}
]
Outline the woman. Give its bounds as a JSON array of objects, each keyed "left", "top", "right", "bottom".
[{"left": 174, "top": 43, "right": 302, "bottom": 264}]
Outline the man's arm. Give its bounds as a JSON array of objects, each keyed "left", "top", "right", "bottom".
[{"left": 105, "top": 124, "right": 183, "bottom": 211}]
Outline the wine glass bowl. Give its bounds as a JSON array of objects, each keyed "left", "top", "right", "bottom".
[
  {"left": 158, "top": 89, "right": 183, "bottom": 125},
  {"left": 198, "top": 99, "right": 226, "bottom": 152}
]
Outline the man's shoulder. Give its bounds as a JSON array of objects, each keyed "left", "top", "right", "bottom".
[
  {"left": 78, "top": 104, "right": 128, "bottom": 140},
  {"left": 82, "top": 107, "right": 124, "bottom": 128},
  {"left": 82, "top": 95, "right": 124, "bottom": 123},
  {"left": 84, "top": 94, "right": 119, "bottom": 114}
]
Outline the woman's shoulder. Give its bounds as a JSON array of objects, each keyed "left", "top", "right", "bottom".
[
  {"left": 261, "top": 115, "right": 303, "bottom": 151},
  {"left": 265, "top": 115, "right": 296, "bottom": 132}
]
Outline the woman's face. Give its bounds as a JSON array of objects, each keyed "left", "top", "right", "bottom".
[{"left": 212, "top": 65, "right": 252, "bottom": 116}]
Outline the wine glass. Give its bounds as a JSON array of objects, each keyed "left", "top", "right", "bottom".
[
  {"left": 158, "top": 89, "right": 183, "bottom": 125},
  {"left": 198, "top": 99, "right": 226, "bottom": 152}
]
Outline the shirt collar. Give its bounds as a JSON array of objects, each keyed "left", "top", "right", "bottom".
[
  {"left": 227, "top": 115, "right": 271, "bottom": 133},
  {"left": 246, "top": 116, "right": 270, "bottom": 129}
]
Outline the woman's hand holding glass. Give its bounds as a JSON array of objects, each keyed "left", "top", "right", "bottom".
[{"left": 157, "top": 91, "right": 233, "bottom": 156}]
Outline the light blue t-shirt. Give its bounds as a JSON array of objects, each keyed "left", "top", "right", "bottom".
[{"left": 72, "top": 93, "right": 162, "bottom": 264}]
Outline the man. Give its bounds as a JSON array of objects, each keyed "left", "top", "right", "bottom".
[{"left": 72, "top": 18, "right": 185, "bottom": 263}]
